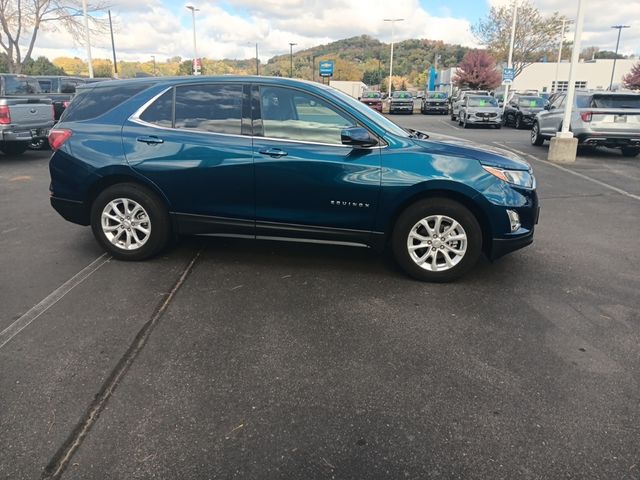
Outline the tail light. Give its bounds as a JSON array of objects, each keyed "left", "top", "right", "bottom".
[
  {"left": 48, "top": 129, "right": 72, "bottom": 151},
  {"left": 580, "top": 111, "right": 592, "bottom": 122},
  {"left": 0, "top": 105, "right": 10, "bottom": 124},
  {"left": 62, "top": 101, "right": 70, "bottom": 108}
]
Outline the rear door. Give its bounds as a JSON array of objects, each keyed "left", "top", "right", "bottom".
[
  {"left": 122, "top": 83, "right": 255, "bottom": 235},
  {"left": 252, "top": 84, "right": 380, "bottom": 241}
]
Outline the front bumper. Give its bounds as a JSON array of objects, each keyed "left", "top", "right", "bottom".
[
  {"left": 491, "top": 229, "right": 535, "bottom": 260},
  {"left": 51, "top": 196, "right": 89, "bottom": 226},
  {"left": 390, "top": 104, "right": 414, "bottom": 113},
  {"left": 467, "top": 116, "right": 501, "bottom": 125}
]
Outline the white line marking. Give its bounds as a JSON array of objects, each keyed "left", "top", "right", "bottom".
[
  {"left": 0, "top": 253, "right": 111, "bottom": 350},
  {"left": 495, "top": 142, "right": 640, "bottom": 202},
  {"left": 437, "top": 119, "right": 461, "bottom": 130}
]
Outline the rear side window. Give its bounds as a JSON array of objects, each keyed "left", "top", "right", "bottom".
[
  {"left": 174, "top": 84, "right": 242, "bottom": 135},
  {"left": 61, "top": 83, "right": 150, "bottom": 122},
  {"left": 140, "top": 89, "right": 173, "bottom": 127},
  {"left": 4, "top": 76, "right": 41, "bottom": 95}
]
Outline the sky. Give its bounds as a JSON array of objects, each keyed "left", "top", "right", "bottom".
[{"left": 31, "top": 0, "right": 640, "bottom": 64}]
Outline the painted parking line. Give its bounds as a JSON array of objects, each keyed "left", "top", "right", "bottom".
[
  {"left": 0, "top": 253, "right": 111, "bottom": 350},
  {"left": 495, "top": 142, "right": 640, "bottom": 202},
  {"left": 437, "top": 119, "right": 461, "bottom": 130}
]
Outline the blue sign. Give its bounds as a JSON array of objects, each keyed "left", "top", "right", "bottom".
[
  {"left": 502, "top": 67, "right": 515, "bottom": 83},
  {"left": 428, "top": 66, "right": 437, "bottom": 91},
  {"left": 319, "top": 60, "right": 334, "bottom": 77}
]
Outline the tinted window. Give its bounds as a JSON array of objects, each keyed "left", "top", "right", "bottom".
[
  {"left": 392, "top": 91, "right": 412, "bottom": 99},
  {"left": 3, "top": 76, "right": 41, "bottom": 95},
  {"left": 174, "top": 84, "right": 242, "bottom": 135},
  {"left": 140, "top": 89, "right": 173, "bottom": 127},
  {"left": 518, "top": 97, "right": 545, "bottom": 107},
  {"left": 38, "top": 79, "right": 54, "bottom": 94},
  {"left": 260, "top": 86, "right": 355, "bottom": 144},
  {"left": 468, "top": 96, "right": 497, "bottom": 107},
  {"left": 591, "top": 95, "right": 640, "bottom": 109},
  {"left": 427, "top": 92, "right": 447, "bottom": 99},
  {"left": 61, "top": 83, "right": 149, "bottom": 122},
  {"left": 362, "top": 92, "right": 381, "bottom": 99},
  {"left": 60, "top": 79, "right": 81, "bottom": 94}
]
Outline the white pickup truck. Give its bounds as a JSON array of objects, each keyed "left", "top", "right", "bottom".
[{"left": 0, "top": 75, "right": 55, "bottom": 155}]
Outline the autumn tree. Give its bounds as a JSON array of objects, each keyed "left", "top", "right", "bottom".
[
  {"left": 0, "top": 0, "right": 107, "bottom": 73},
  {"left": 453, "top": 50, "right": 501, "bottom": 90},
  {"left": 472, "top": 1, "right": 566, "bottom": 77},
  {"left": 623, "top": 62, "right": 640, "bottom": 90}
]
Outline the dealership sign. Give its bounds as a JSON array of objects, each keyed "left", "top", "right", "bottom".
[{"left": 319, "top": 61, "right": 334, "bottom": 77}]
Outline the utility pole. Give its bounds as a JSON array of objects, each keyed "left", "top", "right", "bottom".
[
  {"left": 186, "top": 5, "right": 200, "bottom": 75},
  {"left": 151, "top": 55, "right": 156, "bottom": 76},
  {"left": 256, "top": 43, "right": 259, "bottom": 75},
  {"left": 81, "top": 0, "right": 93, "bottom": 78},
  {"left": 502, "top": 0, "right": 517, "bottom": 113},
  {"left": 289, "top": 42, "right": 297, "bottom": 77},
  {"left": 108, "top": 10, "right": 118, "bottom": 78},
  {"left": 553, "top": 19, "right": 573, "bottom": 92},
  {"left": 609, "top": 25, "right": 630, "bottom": 90},
  {"left": 384, "top": 18, "right": 404, "bottom": 99}
]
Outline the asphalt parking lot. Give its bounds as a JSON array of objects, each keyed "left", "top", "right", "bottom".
[{"left": 1, "top": 115, "right": 639, "bottom": 480}]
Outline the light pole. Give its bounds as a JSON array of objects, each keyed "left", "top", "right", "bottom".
[
  {"left": 289, "top": 42, "right": 297, "bottom": 77},
  {"left": 151, "top": 55, "right": 156, "bottom": 76},
  {"left": 502, "top": 1, "right": 517, "bottom": 113},
  {"left": 108, "top": 10, "right": 118, "bottom": 78},
  {"left": 186, "top": 5, "right": 200, "bottom": 75},
  {"left": 81, "top": 0, "right": 93, "bottom": 78},
  {"left": 553, "top": 19, "right": 573, "bottom": 93},
  {"left": 384, "top": 18, "right": 404, "bottom": 99},
  {"left": 247, "top": 42, "right": 259, "bottom": 75},
  {"left": 609, "top": 25, "right": 630, "bottom": 90}
]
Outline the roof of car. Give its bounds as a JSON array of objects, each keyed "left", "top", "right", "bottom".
[{"left": 82, "top": 75, "right": 332, "bottom": 90}]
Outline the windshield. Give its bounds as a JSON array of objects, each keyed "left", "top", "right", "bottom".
[
  {"left": 427, "top": 92, "right": 447, "bottom": 99},
  {"left": 326, "top": 87, "right": 410, "bottom": 138},
  {"left": 362, "top": 92, "right": 381, "bottom": 99},
  {"left": 591, "top": 95, "right": 640, "bottom": 109},
  {"left": 4, "top": 76, "right": 42, "bottom": 95},
  {"left": 468, "top": 96, "right": 498, "bottom": 107},
  {"left": 392, "top": 91, "right": 412, "bottom": 99},
  {"left": 518, "top": 97, "right": 545, "bottom": 108}
]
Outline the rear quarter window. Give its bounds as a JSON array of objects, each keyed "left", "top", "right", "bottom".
[{"left": 60, "top": 83, "right": 151, "bottom": 122}]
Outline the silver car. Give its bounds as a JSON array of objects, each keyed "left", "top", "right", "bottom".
[
  {"left": 458, "top": 95, "right": 502, "bottom": 129},
  {"left": 450, "top": 90, "right": 489, "bottom": 121},
  {"left": 531, "top": 91, "right": 640, "bottom": 157}
]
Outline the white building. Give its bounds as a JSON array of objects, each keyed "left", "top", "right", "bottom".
[{"left": 437, "top": 59, "right": 637, "bottom": 94}]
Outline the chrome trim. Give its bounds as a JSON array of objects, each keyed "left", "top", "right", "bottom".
[
  {"left": 129, "top": 86, "right": 173, "bottom": 122},
  {"left": 256, "top": 235, "right": 370, "bottom": 248}
]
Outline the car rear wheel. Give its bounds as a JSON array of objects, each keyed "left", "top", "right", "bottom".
[
  {"left": 90, "top": 183, "right": 171, "bottom": 261},
  {"left": 392, "top": 198, "right": 482, "bottom": 282},
  {"left": 0, "top": 141, "right": 29, "bottom": 155},
  {"left": 621, "top": 147, "right": 639, "bottom": 157},
  {"left": 531, "top": 122, "right": 545, "bottom": 146}
]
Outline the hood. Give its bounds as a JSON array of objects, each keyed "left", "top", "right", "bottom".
[{"left": 414, "top": 133, "right": 531, "bottom": 171}]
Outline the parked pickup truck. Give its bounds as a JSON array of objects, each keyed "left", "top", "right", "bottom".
[
  {"left": 0, "top": 75, "right": 55, "bottom": 155},
  {"left": 35, "top": 75, "right": 85, "bottom": 120}
]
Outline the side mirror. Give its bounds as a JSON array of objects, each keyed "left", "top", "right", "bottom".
[
  {"left": 341, "top": 127, "right": 378, "bottom": 148},
  {"left": 544, "top": 104, "right": 551, "bottom": 110}
]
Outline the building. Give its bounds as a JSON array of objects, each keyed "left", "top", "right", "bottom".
[{"left": 437, "top": 59, "right": 637, "bottom": 94}]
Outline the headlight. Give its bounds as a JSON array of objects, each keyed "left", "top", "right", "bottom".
[{"left": 482, "top": 165, "right": 534, "bottom": 188}]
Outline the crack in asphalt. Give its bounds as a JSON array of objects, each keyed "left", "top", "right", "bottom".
[{"left": 41, "top": 249, "right": 202, "bottom": 480}]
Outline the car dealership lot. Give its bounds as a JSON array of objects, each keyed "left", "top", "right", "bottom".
[{"left": 1, "top": 117, "right": 639, "bottom": 479}]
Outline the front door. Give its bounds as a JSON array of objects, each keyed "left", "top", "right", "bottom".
[
  {"left": 122, "top": 83, "right": 254, "bottom": 235},
  {"left": 252, "top": 85, "right": 381, "bottom": 243}
]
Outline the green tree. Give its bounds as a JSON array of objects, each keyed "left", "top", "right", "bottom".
[
  {"left": 22, "top": 56, "right": 65, "bottom": 75},
  {"left": 362, "top": 69, "right": 382, "bottom": 85},
  {"left": 472, "top": 1, "right": 566, "bottom": 77}
]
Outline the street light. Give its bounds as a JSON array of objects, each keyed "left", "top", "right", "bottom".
[
  {"left": 502, "top": 1, "right": 517, "bottom": 113},
  {"left": 609, "top": 25, "right": 630, "bottom": 90},
  {"left": 384, "top": 18, "right": 404, "bottom": 99},
  {"left": 246, "top": 42, "right": 259, "bottom": 75},
  {"left": 289, "top": 42, "right": 297, "bottom": 78},
  {"left": 553, "top": 19, "right": 573, "bottom": 93},
  {"left": 186, "top": 5, "right": 200, "bottom": 75},
  {"left": 81, "top": 0, "right": 93, "bottom": 78}
]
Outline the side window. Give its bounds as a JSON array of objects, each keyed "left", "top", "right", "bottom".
[
  {"left": 140, "top": 89, "right": 173, "bottom": 127},
  {"left": 174, "top": 84, "right": 242, "bottom": 135},
  {"left": 260, "top": 86, "right": 355, "bottom": 144},
  {"left": 61, "top": 83, "right": 150, "bottom": 122},
  {"left": 551, "top": 95, "right": 565, "bottom": 109},
  {"left": 38, "top": 80, "right": 53, "bottom": 94},
  {"left": 60, "top": 79, "right": 79, "bottom": 94}
]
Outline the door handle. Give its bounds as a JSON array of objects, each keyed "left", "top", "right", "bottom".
[
  {"left": 136, "top": 135, "right": 164, "bottom": 145},
  {"left": 259, "top": 148, "right": 288, "bottom": 158}
]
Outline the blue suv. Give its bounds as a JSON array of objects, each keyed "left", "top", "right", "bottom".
[{"left": 49, "top": 76, "right": 538, "bottom": 282}]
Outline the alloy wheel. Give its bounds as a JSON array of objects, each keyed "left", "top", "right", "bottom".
[
  {"left": 406, "top": 215, "right": 467, "bottom": 272},
  {"left": 101, "top": 198, "right": 152, "bottom": 250}
]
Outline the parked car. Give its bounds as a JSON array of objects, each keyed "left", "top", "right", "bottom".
[
  {"left": 49, "top": 76, "right": 539, "bottom": 282},
  {"left": 451, "top": 90, "right": 489, "bottom": 121},
  {"left": 458, "top": 95, "right": 502, "bottom": 129},
  {"left": 389, "top": 91, "right": 414, "bottom": 114},
  {"left": 359, "top": 91, "right": 383, "bottom": 112},
  {"left": 503, "top": 95, "right": 546, "bottom": 129},
  {"left": 531, "top": 91, "right": 640, "bottom": 157},
  {"left": 0, "top": 74, "right": 55, "bottom": 155},
  {"left": 421, "top": 91, "right": 448, "bottom": 114},
  {"left": 35, "top": 75, "right": 85, "bottom": 120}
]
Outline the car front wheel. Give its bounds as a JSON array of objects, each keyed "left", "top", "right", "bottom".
[
  {"left": 392, "top": 198, "right": 482, "bottom": 282},
  {"left": 90, "top": 183, "right": 171, "bottom": 261}
]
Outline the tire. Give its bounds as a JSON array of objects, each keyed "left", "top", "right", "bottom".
[
  {"left": 391, "top": 198, "right": 482, "bottom": 282},
  {"left": 515, "top": 115, "right": 523, "bottom": 129},
  {"left": 502, "top": 114, "right": 509, "bottom": 127},
  {"left": 494, "top": 124, "right": 502, "bottom": 129},
  {"left": 0, "top": 141, "right": 29, "bottom": 155},
  {"left": 462, "top": 114, "right": 469, "bottom": 128},
  {"left": 621, "top": 147, "right": 639, "bottom": 157},
  {"left": 451, "top": 111, "right": 456, "bottom": 121},
  {"left": 90, "top": 183, "right": 171, "bottom": 261},
  {"left": 531, "top": 122, "right": 545, "bottom": 146}
]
